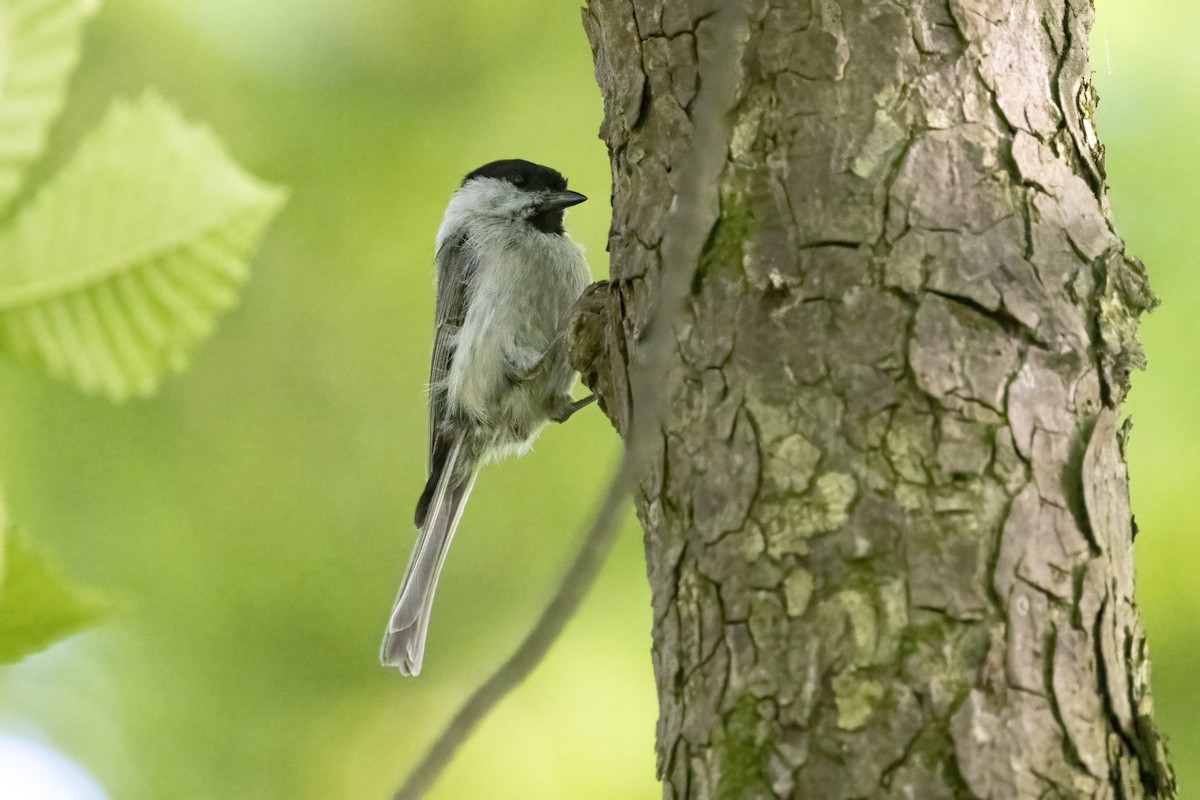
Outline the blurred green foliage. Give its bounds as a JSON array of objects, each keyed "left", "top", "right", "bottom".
[
  {"left": 0, "top": 91, "right": 285, "bottom": 400},
  {"left": 0, "top": 1, "right": 652, "bottom": 798},
  {"left": 0, "top": 519, "right": 104, "bottom": 665},
  {"left": 0, "top": 0, "right": 1194, "bottom": 798},
  {"left": 0, "top": 0, "right": 283, "bottom": 668}
]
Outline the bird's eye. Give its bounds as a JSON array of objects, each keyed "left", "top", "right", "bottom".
[{"left": 512, "top": 175, "right": 526, "bottom": 187}]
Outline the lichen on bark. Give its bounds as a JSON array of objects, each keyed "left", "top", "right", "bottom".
[{"left": 574, "top": 0, "right": 1174, "bottom": 797}]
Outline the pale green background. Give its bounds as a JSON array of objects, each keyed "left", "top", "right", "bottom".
[{"left": 0, "top": 1, "right": 1194, "bottom": 797}]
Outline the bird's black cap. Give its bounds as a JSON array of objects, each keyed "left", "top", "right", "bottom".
[{"left": 463, "top": 159, "right": 569, "bottom": 192}]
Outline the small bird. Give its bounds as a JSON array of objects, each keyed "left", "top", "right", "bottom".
[{"left": 381, "top": 159, "right": 593, "bottom": 675}]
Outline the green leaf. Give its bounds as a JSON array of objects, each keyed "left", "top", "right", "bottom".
[
  {"left": 0, "top": 502, "right": 104, "bottom": 665},
  {"left": 0, "top": 0, "right": 99, "bottom": 214},
  {"left": 0, "top": 92, "right": 286, "bottom": 399}
]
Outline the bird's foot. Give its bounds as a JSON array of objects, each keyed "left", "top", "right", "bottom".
[{"left": 552, "top": 394, "right": 596, "bottom": 423}]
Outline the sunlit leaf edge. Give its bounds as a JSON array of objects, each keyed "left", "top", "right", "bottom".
[
  {"left": 0, "top": 92, "right": 287, "bottom": 400},
  {"left": 0, "top": 523, "right": 105, "bottom": 665},
  {"left": 0, "top": 0, "right": 100, "bottom": 214}
]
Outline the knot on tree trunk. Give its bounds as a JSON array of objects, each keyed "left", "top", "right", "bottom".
[{"left": 566, "top": 280, "right": 627, "bottom": 432}]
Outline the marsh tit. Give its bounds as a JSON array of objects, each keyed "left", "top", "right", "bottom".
[{"left": 380, "top": 159, "right": 594, "bottom": 675}]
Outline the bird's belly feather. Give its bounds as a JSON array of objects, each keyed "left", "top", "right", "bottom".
[{"left": 444, "top": 231, "right": 587, "bottom": 455}]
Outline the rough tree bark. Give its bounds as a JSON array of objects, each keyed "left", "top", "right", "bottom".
[{"left": 573, "top": 0, "right": 1176, "bottom": 798}]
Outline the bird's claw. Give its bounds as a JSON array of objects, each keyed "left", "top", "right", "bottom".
[{"left": 552, "top": 394, "right": 596, "bottom": 423}]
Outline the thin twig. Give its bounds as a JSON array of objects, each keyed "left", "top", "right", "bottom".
[
  {"left": 391, "top": 5, "right": 746, "bottom": 797},
  {"left": 628, "top": 3, "right": 746, "bottom": 459}
]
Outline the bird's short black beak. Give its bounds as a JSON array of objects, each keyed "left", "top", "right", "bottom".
[{"left": 538, "top": 190, "right": 588, "bottom": 212}]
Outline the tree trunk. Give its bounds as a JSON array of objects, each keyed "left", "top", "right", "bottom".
[{"left": 575, "top": 0, "right": 1176, "bottom": 798}]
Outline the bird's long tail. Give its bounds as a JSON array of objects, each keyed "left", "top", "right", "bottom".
[{"left": 381, "top": 436, "right": 477, "bottom": 675}]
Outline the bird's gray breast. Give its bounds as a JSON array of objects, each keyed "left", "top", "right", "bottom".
[{"left": 445, "top": 224, "right": 588, "bottom": 447}]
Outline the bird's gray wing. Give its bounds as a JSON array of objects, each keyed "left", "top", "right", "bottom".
[{"left": 415, "top": 231, "right": 474, "bottom": 527}]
